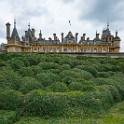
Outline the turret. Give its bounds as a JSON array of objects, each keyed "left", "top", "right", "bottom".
[{"left": 6, "top": 23, "right": 11, "bottom": 40}]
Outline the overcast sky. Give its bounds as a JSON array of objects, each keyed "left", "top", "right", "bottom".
[{"left": 0, "top": 0, "right": 124, "bottom": 51}]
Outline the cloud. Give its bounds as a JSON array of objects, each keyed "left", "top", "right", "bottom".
[{"left": 79, "top": 0, "right": 124, "bottom": 23}]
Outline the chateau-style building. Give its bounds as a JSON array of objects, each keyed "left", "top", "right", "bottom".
[{"left": 3, "top": 21, "right": 121, "bottom": 53}]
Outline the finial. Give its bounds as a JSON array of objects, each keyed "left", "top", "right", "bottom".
[
  {"left": 40, "top": 30, "right": 41, "bottom": 34},
  {"left": 96, "top": 30, "right": 97, "bottom": 34},
  {"left": 107, "top": 19, "right": 109, "bottom": 29},
  {"left": 14, "top": 18, "right": 16, "bottom": 28}
]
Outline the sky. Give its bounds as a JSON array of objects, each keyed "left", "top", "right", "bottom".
[{"left": 0, "top": 0, "right": 124, "bottom": 51}]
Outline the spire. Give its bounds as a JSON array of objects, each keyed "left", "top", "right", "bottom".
[
  {"left": 28, "top": 22, "right": 30, "bottom": 29},
  {"left": 107, "top": 20, "right": 109, "bottom": 29},
  {"left": 14, "top": 19, "right": 16, "bottom": 28}
]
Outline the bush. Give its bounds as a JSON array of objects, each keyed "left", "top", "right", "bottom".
[
  {"left": 0, "top": 69, "right": 22, "bottom": 90},
  {"left": 23, "top": 90, "right": 69, "bottom": 117},
  {"left": 20, "top": 77, "right": 43, "bottom": 94},
  {"left": 0, "top": 110, "right": 19, "bottom": 124},
  {"left": 38, "top": 62, "right": 59, "bottom": 70},
  {"left": 36, "top": 72, "right": 61, "bottom": 87},
  {"left": 77, "top": 65, "right": 98, "bottom": 77},
  {"left": 69, "top": 82, "right": 83, "bottom": 91},
  {"left": 0, "top": 89, "right": 22, "bottom": 110},
  {"left": 97, "top": 72, "right": 110, "bottom": 78},
  {"left": 47, "top": 82, "right": 68, "bottom": 92}
]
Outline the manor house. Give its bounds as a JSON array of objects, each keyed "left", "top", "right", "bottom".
[{"left": 4, "top": 21, "right": 121, "bottom": 53}]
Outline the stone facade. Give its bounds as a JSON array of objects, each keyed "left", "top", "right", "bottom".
[{"left": 5, "top": 21, "right": 121, "bottom": 53}]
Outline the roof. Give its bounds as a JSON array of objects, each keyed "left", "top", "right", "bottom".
[{"left": 11, "top": 27, "right": 20, "bottom": 41}]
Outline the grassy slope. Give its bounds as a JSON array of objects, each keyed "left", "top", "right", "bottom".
[{"left": 13, "top": 101, "right": 124, "bottom": 124}]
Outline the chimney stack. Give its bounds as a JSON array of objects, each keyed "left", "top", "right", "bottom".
[
  {"left": 96, "top": 33, "right": 100, "bottom": 39},
  {"left": 83, "top": 33, "right": 86, "bottom": 41},
  {"left": 87, "top": 37, "right": 90, "bottom": 41},
  {"left": 115, "top": 31, "right": 118, "bottom": 37},
  {"left": 61, "top": 33, "right": 64, "bottom": 42},
  {"left": 75, "top": 33, "right": 78, "bottom": 42},
  {"left": 32, "top": 28, "right": 35, "bottom": 37},
  {"left": 39, "top": 30, "right": 42, "bottom": 39},
  {"left": 6, "top": 23, "right": 11, "bottom": 39},
  {"left": 53, "top": 33, "right": 57, "bottom": 41}
]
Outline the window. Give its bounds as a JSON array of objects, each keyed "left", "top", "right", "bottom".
[
  {"left": 86, "top": 48, "right": 90, "bottom": 52},
  {"left": 94, "top": 48, "right": 97, "bottom": 53},
  {"left": 34, "top": 48, "right": 38, "bottom": 52},
  {"left": 64, "top": 48, "right": 67, "bottom": 52},
  {"left": 80, "top": 48, "right": 83, "bottom": 52}
]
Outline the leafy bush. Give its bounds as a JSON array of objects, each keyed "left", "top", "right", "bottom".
[
  {"left": 47, "top": 82, "right": 68, "bottom": 92},
  {"left": 36, "top": 72, "right": 61, "bottom": 87},
  {"left": 0, "top": 110, "right": 19, "bottom": 124},
  {"left": 77, "top": 65, "right": 98, "bottom": 77},
  {"left": 20, "top": 77, "right": 43, "bottom": 94},
  {"left": 97, "top": 72, "right": 110, "bottom": 78},
  {"left": 69, "top": 82, "right": 83, "bottom": 91},
  {"left": 0, "top": 89, "right": 22, "bottom": 110},
  {"left": 0, "top": 69, "right": 22, "bottom": 90},
  {"left": 23, "top": 90, "right": 69, "bottom": 117}
]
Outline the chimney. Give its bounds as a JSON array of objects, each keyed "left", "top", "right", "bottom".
[
  {"left": 83, "top": 33, "right": 86, "bottom": 41},
  {"left": 32, "top": 28, "right": 35, "bottom": 37},
  {"left": 75, "top": 33, "right": 78, "bottom": 42},
  {"left": 6, "top": 23, "right": 11, "bottom": 39},
  {"left": 39, "top": 30, "right": 42, "bottom": 39},
  {"left": 96, "top": 33, "right": 100, "bottom": 39},
  {"left": 87, "top": 37, "right": 90, "bottom": 41},
  {"left": 81, "top": 36, "right": 83, "bottom": 41},
  {"left": 115, "top": 31, "right": 118, "bottom": 37},
  {"left": 25, "top": 31, "right": 28, "bottom": 37},
  {"left": 53, "top": 33, "right": 56, "bottom": 41},
  {"left": 61, "top": 33, "right": 64, "bottom": 42}
]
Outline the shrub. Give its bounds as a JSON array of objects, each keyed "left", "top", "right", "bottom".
[
  {"left": 0, "top": 89, "right": 22, "bottom": 110},
  {"left": 69, "top": 82, "right": 83, "bottom": 91},
  {"left": 47, "top": 82, "right": 68, "bottom": 92},
  {"left": 0, "top": 111, "right": 19, "bottom": 124},
  {"left": 36, "top": 72, "right": 60, "bottom": 87},
  {"left": 0, "top": 69, "right": 22, "bottom": 90},
  {"left": 77, "top": 65, "right": 98, "bottom": 77},
  {"left": 23, "top": 91, "right": 69, "bottom": 116},
  {"left": 38, "top": 62, "right": 59, "bottom": 70},
  {"left": 20, "top": 77, "right": 43, "bottom": 94},
  {"left": 97, "top": 72, "right": 110, "bottom": 78}
]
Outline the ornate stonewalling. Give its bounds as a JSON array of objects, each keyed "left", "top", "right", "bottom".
[{"left": 5, "top": 21, "right": 121, "bottom": 53}]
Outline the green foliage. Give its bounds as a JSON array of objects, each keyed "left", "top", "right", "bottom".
[
  {"left": 47, "top": 82, "right": 68, "bottom": 92},
  {"left": 23, "top": 90, "right": 69, "bottom": 117},
  {"left": 0, "top": 53, "right": 124, "bottom": 118},
  {"left": 38, "top": 62, "right": 59, "bottom": 70},
  {"left": 77, "top": 65, "right": 98, "bottom": 77},
  {"left": 0, "top": 69, "right": 22, "bottom": 90},
  {"left": 20, "top": 77, "right": 43, "bottom": 94},
  {"left": 69, "top": 82, "right": 83, "bottom": 91},
  {"left": 0, "top": 89, "right": 22, "bottom": 110},
  {"left": 0, "top": 110, "right": 19, "bottom": 124},
  {"left": 36, "top": 72, "right": 60, "bottom": 87},
  {"left": 97, "top": 72, "right": 110, "bottom": 78}
]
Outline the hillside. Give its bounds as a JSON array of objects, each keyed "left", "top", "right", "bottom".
[{"left": 0, "top": 53, "right": 124, "bottom": 123}]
